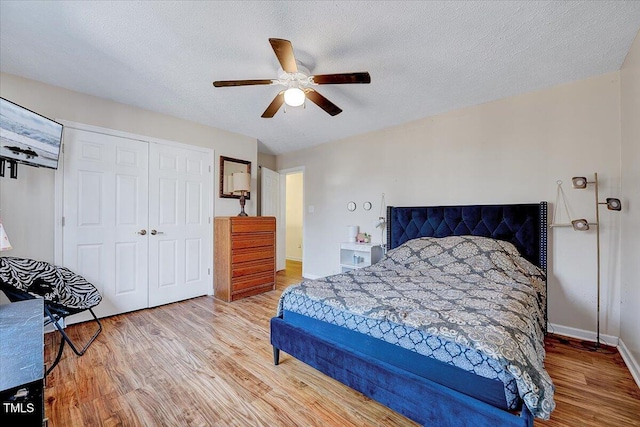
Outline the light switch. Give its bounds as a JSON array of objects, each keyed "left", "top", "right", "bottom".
[{"left": 308, "top": 205, "right": 315, "bottom": 213}]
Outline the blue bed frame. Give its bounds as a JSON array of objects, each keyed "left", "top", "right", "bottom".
[{"left": 271, "top": 202, "right": 547, "bottom": 427}]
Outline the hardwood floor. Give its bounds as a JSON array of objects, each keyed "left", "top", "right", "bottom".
[{"left": 43, "top": 260, "right": 640, "bottom": 426}]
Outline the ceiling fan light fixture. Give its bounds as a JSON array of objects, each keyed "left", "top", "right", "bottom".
[
  {"left": 284, "top": 87, "right": 305, "bottom": 107},
  {"left": 214, "top": 38, "right": 369, "bottom": 117}
]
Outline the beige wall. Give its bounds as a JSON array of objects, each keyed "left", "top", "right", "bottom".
[
  {"left": 620, "top": 31, "right": 640, "bottom": 379},
  {"left": 278, "top": 72, "right": 623, "bottom": 343},
  {"left": 258, "top": 152, "right": 277, "bottom": 171},
  {"left": 285, "top": 172, "right": 303, "bottom": 261},
  {"left": 0, "top": 72, "right": 257, "bottom": 262}
]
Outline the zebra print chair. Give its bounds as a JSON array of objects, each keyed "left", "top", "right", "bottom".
[{"left": 0, "top": 257, "right": 102, "bottom": 375}]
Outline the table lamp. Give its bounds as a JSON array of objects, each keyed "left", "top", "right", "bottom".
[{"left": 232, "top": 172, "right": 250, "bottom": 216}]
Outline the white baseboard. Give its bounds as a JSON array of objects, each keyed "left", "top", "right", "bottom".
[
  {"left": 618, "top": 338, "right": 640, "bottom": 389},
  {"left": 547, "top": 322, "right": 619, "bottom": 346},
  {"left": 44, "top": 316, "right": 65, "bottom": 333},
  {"left": 302, "top": 273, "right": 323, "bottom": 280},
  {"left": 286, "top": 257, "right": 302, "bottom": 262}
]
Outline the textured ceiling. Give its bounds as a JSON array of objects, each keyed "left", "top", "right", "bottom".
[{"left": 1, "top": 1, "right": 640, "bottom": 155}]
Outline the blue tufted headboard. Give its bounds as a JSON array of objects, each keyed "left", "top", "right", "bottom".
[{"left": 386, "top": 202, "right": 547, "bottom": 269}]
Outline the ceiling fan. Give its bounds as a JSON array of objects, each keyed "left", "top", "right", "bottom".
[{"left": 212, "top": 38, "right": 371, "bottom": 118}]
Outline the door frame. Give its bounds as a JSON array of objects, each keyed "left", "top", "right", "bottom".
[
  {"left": 278, "top": 166, "right": 305, "bottom": 278},
  {"left": 53, "top": 120, "right": 215, "bottom": 295}
]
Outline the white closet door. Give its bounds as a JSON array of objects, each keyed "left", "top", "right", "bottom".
[
  {"left": 62, "top": 128, "right": 149, "bottom": 318},
  {"left": 147, "top": 143, "right": 211, "bottom": 307}
]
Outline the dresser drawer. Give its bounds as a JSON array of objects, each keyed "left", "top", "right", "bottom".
[
  {"left": 232, "top": 258, "right": 274, "bottom": 277},
  {"left": 232, "top": 233, "right": 274, "bottom": 250},
  {"left": 232, "top": 271, "right": 275, "bottom": 292},
  {"left": 232, "top": 218, "right": 275, "bottom": 233},
  {"left": 232, "top": 246, "right": 274, "bottom": 264}
]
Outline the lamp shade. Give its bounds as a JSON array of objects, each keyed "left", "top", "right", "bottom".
[
  {"left": 571, "top": 177, "right": 588, "bottom": 189},
  {"left": 606, "top": 198, "right": 622, "bottom": 211},
  {"left": 232, "top": 172, "right": 250, "bottom": 192},
  {"left": 0, "top": 221, "right": 12, "bottom": 251},
  {"left": 347, "top": 225, "right": 359, "bottom": 243},
  {"left": 571, "top": 218, "right": 590, "bottom": 231}
]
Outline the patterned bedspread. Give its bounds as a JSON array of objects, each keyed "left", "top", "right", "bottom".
[{"left": 277, "top": 235, "right": 555, "bottom": 420}]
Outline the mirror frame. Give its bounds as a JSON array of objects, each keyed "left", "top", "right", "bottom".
[{"left": 219, "top": 156, "right": 251, "bottom": 199}]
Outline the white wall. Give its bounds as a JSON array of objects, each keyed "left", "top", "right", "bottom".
[
  {"left": 285, "top": 172, "right": 303, "bottom": 261},
  {"left": 620, "top": 31, "right": 640, "bottom": 381},
  {"left": 277, "top": 72, "right": 623, "bottom": 341},
  {"left": 0, "top": 73, "right": 257, "bottom": 263}
]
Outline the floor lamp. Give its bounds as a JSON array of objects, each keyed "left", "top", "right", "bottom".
[
  {"left": 374, "top": 193, "right": 386, "bottom": 251},
  {"left": 571, "top": 173, "right": 622, "bottom": 349}
]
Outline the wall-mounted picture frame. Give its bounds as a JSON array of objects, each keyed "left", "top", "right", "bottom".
[{"left": 219, "top": 156, "right": 251, "bottom": 199}]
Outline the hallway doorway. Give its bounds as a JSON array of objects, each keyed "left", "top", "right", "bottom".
[{"left": 284, "top": 171, "right": 303, "bottom": 272}]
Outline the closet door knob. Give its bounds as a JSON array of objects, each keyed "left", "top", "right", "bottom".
[
  {"left": 136, "top": 229, "right": 147, "bottom": 235},
  {"left": 150, "top": 229, "right": 164, "bottom": 235}
]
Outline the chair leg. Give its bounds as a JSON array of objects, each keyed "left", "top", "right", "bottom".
[
  {"left": 45, "top": 307, "right": 103, "bottom": 357},
  {"left": 46, "top": 334, "right": 66, "bottom": 376}
]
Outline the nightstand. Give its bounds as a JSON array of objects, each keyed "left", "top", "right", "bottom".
[{"left": 339, "top": 242, "right": 383, "bottom": 273}]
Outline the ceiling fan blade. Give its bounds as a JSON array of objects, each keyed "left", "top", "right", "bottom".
[
  {"left": 269, "top": 38, "right": 298, "bottom": 73},
  {"left": 261, "top": 92, "right": 285, "bottom": 118},
  {"left": 304, "top": 88, "right": 342, "bottom": 116},
  {"left": 311, "top": 72, "right": 371, "bottom": 85},
  {"left": 213, "top": 79, "right": 274, "bottom": 87}
]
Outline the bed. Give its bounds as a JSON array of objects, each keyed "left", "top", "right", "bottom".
[{"left": 270, "top": 202, "right": 553, "bottom": 427}]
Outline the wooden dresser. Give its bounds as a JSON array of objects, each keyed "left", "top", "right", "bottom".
[{"left": 214, "top": 216, "right": 276, "bottom": 302}]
